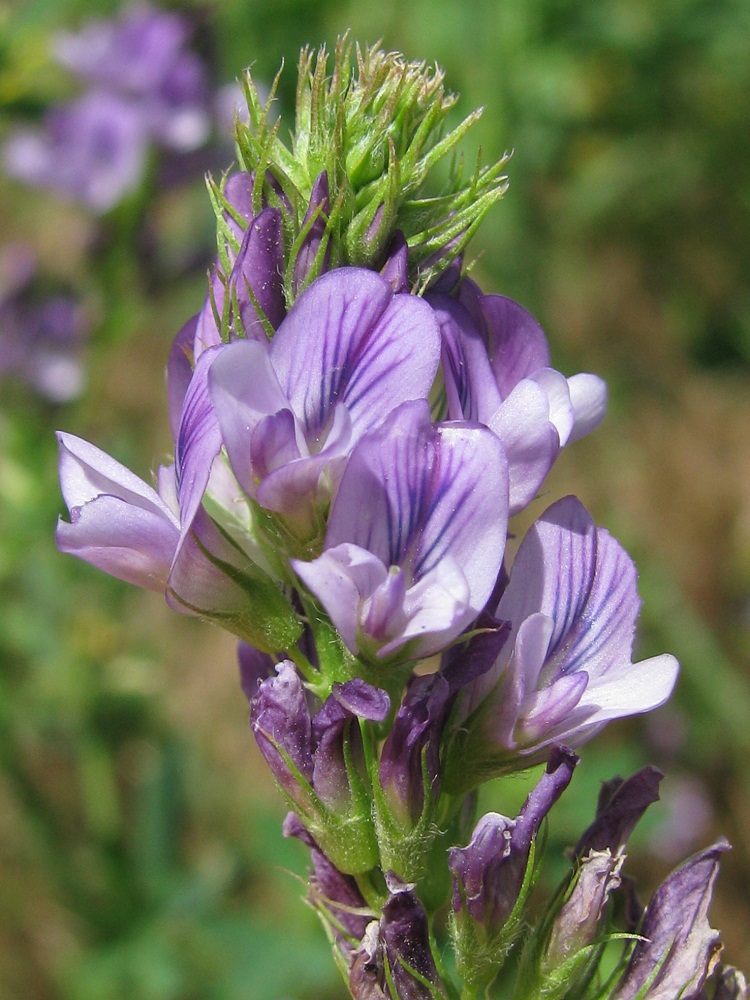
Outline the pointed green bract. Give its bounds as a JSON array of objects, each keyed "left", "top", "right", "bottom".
[{"left": 234, "top": 37, "right": 509, "bottom": 301}]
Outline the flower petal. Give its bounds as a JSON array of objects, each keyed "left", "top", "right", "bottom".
[
  {"left": 230, "top": 205, "right": 286, "bottom": 338},
  {"left": 567, "top": 372, "right": 608, "bottom": 443},
  {"left": 270, "top": 268, "right": 441, "bottom": 443},
  {"left": 429, "top": 293, "right": 502, "bottom": 423},
  {"left": 293, "top": 543, "right": 388, "bottom": 653},
  {"left": 56, "top": 433, "right": 180, "bottom": 590},
  {"left": 327, "top": 400, "right": 508, "bottom": 612},
  {"left": 458, "top": 282, "right": 551, "bottom": 397},
  {"left": 175, "top": 347, "right": 224, "bottom": 536},
  {"left": 208, "top": 338, "right": 289, "bottom": 495},
  {"left": 497, "top": 495, "right": 598, "bottom": 656},
  {"left": 489, "top": 378, "right": 560, "bottom": 514}
]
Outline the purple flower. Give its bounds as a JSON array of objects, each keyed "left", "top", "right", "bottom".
[
  {"left": 293, "top": 399, "right": 509, "bottom": 664},
  {"left": 56, "top": 432, "right": 181, "bottom": 591},
  {"left": 449, "top": 748, "right": 578, "bottom": 987},
  {"left": 0, "top": 244, "right": 90, "bottom": 402},
  {"left": 4, "top": 91, "right": 148, "bottom": 213},
  {"left": 292, "top": 171, "right": 332, "bottom": 295},
  {"left": 54, "top": 4, "right": 211, "bottom": 151},
  {"left": 56, "top": 359, "right": 302, "bottom": 651},
  {"left": 447, "top": 496, "right": 678, "bottom": 782},
  {"left": 311, "top": 678, "right": 390, "bottom": 814},
  {"left": 612, "top": 840, "right": 730, "bottom": 1000},
  {"left": 209, "top": 268, "right": 441, "bottom": 546},
  {"left": 576, "top": 766, "right": 664, "bottom": 856},
  {"left": 249, "top": 661, "right": 315, "bottom": 805},
  {"left": 429, "top": 281, "right": 607, "bottom": 513},
  {"left": 543, "top": 850, "right": 623, "bottom": 969},
  {"left": 188, "top": 205, "right": 286, "bottom": 360}
]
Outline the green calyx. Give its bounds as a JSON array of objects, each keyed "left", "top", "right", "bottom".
[{"left": 234, "top": 36, "right": 509, "bottom": 302}]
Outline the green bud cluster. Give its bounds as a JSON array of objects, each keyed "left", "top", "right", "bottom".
[{"left": 234, "top": 36, "right": 508, "bottom": 302}]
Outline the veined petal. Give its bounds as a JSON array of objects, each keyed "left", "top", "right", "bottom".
[
  {"left": 270, "top": 268, "right": 441, "bottom": 443},
  {"left": 175, "top": 347, "right": 225, "bottom": 539},
  {"left": 457, "top": 282, "right": 551, "bottom": 398},
  {"left": 544, "top": 521, "right": 642, "bottom": 683},
  {"left": 497, "top": 496, "right": 598, "bottom": 661},
  {"left": 327, "top": 400, "right": 508, "bottom": 612}
]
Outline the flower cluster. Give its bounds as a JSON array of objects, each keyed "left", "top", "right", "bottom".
[
  {"left": 55, "top": 41, "right": 740, "bottom": 999},
  {"left": 0, "top": 243, "right": 90, "bottom": 402},
  {"left": 3, "top": 4, "right": 235, "bottom": 213}
]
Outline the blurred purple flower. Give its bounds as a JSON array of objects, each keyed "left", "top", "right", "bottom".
[
  {"left": 3, "top": 91, "right": 148, "bottom": 213},
  {"left": 0, "top": 244, "right": 89, "bottom": 401},
  {"left": 293, "top": 398, "right": 509, "bottom": 664},
  {"left": 54, "top": 4, "right": 211, "bottom": 151},
  {"left": 700, "top": 966, "right": 749, "bottom": 1000}
]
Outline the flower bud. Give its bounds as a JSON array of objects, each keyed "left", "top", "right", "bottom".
[
  {"left": 449, "top": 747, "right": 578, "bottom": 989},
  {"left": 234, "top": 39, "right": 509, "bottom": 302},
  {"left": 349, "top": 874, "right": 449, "bottom": 999},
  {"left": 284, "top": 813, "right": 373, "bottom": 970},
  {"left": 250, "top": 664, "right": 389, "bottom": 874},
  {"left": 544, "top": 850, "right": 623, "bottom": 971},
  {"left": 611, "top": 840, "right": 730, "bottom": 1000}
]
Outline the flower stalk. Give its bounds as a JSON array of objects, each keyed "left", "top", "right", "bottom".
[{"left": 53, "top": 36, "right": 740, "bottom": 1000}]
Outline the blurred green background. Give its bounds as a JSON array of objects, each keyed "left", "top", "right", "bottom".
[{"left": 1, "top": 0, "right": 749, "bottom": 996}]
